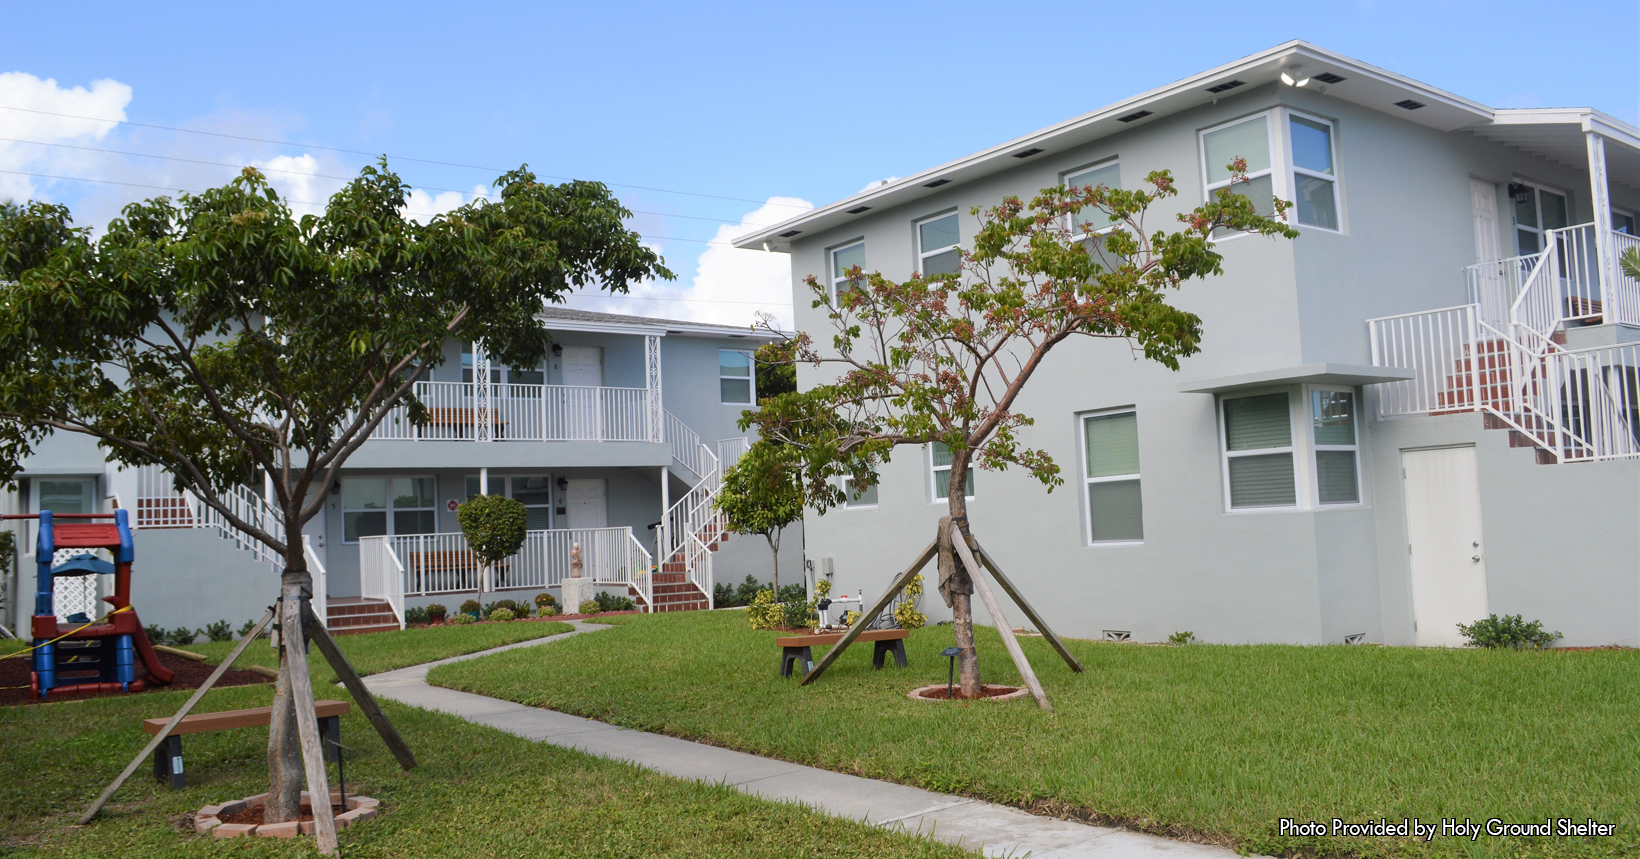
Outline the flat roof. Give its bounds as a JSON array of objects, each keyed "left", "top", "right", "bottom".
[
  {"left": 1177, "top": 363, "right": 1415, "bottom": 394},
  {"left": 537, "top": 306, "right": 784, "bottom": 339}
]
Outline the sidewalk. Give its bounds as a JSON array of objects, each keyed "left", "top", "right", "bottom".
[{"left": 363, "top": 621, "right": 1254, "bottom": 859}]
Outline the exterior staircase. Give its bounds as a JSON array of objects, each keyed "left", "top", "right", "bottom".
[
  {"left": 324, "top": 597, "right": 400, "bottom": 635},
  {"left": 650, "top": 519, "right": 730, "bottom": 612}
]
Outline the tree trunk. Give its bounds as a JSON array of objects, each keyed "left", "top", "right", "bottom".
[
  {"left": 266, "top": 561, "right": 310, "bottom": 823},
  {"left": 946, "top": 457, "right": 981, "bottom": 697},
  {"left": 765, "top": 530, "right": 780, "bottom": 593}
]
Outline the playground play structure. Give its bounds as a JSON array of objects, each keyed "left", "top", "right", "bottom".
[{"left": 5, "top": 510, "right": 172, "bottom": 699}]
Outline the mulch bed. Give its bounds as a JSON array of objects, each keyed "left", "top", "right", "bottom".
[
  {"left": 218, "top": 802, "right": 346, "bottom": 826},
  {"left": 912, "top": 684, "right": 1024, "bottom": 700},
  {"left": 0, "top": 650, "right": 268, "bottom": 707},
  {"left": 403, "top": 609, "right": 642, "bottom": 629}
]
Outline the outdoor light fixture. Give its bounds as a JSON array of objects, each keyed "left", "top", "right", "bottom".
[
  {"left": 556, "top": 476, "right": 569, "bottom": 490},
  {"left": 1280, "top": 64, "right": 1310, "bottom": 87},
  {"left": 940, "top": 646, "right": 963, "bottom": 700}
]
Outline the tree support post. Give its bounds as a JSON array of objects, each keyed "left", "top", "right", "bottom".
[
  {"left": 799, "top": 539, "right": 936, "bottom": 686},
  {"left": 948, "top": 527, "right": 1050, "bottom": 711},
  {"left": 304, "top": 603, "right": 417, "bottom": 770},
  {"left": 970, "top": 537, "right": 1084, "bottom": 674},
  {"left": 80, "top": 606, "right": 277, "bottom": 825},
  {"left": 281, "top": 595, "right": 339, "bottom": 855}
]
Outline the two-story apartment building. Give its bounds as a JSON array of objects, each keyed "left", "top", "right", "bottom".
[
  {"left": 736, "top": 41, "right": 1640, "bottom": 647},
  {"left": 3, "top": 308, "right": 800, "bottom": 635}
]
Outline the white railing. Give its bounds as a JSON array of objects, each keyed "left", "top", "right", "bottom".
[
  {"left": 1465, "top": 224, "right": 1640, "bottom": 337},
  {"left": 1610, "top": 230, "right": 1640, "bottom": 327},
  {"left": 662, "top": 442, "right": 723, "bottom": 609},
  {"left": 1465, "top": 253, "right": 1539, "bottom": 330},
  {"left": 665, "top": 410, "right": 713, "bottom": 478},
  {"left": 1368, "top": 304, "right": 1482, "bottom": 417},
  {"left": 370, "top": 381, "right": 657, "bottom": 443},
  {"left": 133, "top": 465, "right": 284, "bottom": 569},
  {"left": 717, "top": 437, "right": 750, "bottom": 473},
  {"left": 358, "top": 535, "right": 406, "bottom": 629},
  {"left": 390, "top": 526, "right": 652, "bottom": 606},
  {"left": 305, "top": 535, "right": 329, "bottom": 626}
]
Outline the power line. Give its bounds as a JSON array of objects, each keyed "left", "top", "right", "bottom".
[
  {"left": 0, "top": 104, "right": 813, "bottom": 209},
  {"left": 0, "top": 136, "right": 789, "bottom": 227}
]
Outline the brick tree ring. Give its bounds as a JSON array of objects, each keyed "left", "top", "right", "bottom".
[
  {"left": 192, "top": 792, "right": 381, "bottom": 839},
  {"left": 907, "top": 684, "right": 1029, "bottom": 702}
]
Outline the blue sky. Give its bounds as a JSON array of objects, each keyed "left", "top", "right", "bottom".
[{"left": 3, "top": 1, "right": 1636, "bottom": 327}]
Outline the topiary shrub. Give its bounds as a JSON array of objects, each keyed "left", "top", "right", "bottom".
[
  {"left": 1457, "top": 614, "right": 1561, "bottom": 649},
  {"left": 578, "top": 599, "right": 601, "bottom": 615},
  {"left": 449, "top": 612, "right": 475, "bottom": 624},
  {"left": 534, "top": 592, "right": 556, "bottom": 611},
  {"left": 204, "top": 619, "right": 233, "bottom": 642},
  {"left": 488, "top": 607, "right": 516, "bottom": 622},
  {"left": 457, "top": 494, "right": 528, "bottom": 608},
  {"left": 459, "top": 599, "right": 481, "bottom": 618}
]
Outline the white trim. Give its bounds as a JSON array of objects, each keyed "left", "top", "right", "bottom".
[
  {"left": 1283, "top": 108, "right": 1344, "bottom": 234},
  {"left": 341, "top": 475, "right": 438, "bottom": 545},
  {"left": 1062, "top": 158, "right": 1122, "bottom": 236},
  {"left": 828, "top": 239, "right": 866, "bottom": 304},
  {"left": 1307, "top": 385, "right": 1363, "bottom": 507},
  {"left": 914, "top": 211, "right": 961, "bottom": 276},
  {"left": 840, "top": 476, "right": 879, "bottom": 510},
  {"left": 1078, "top": 407, "right": 1144, "bottom": 546},
  {"left": 928, "top": 442, "right": 975, "bottom": 503},
  {"left": 1199, "top": 110, "right": 1284, "bottom": 243},
  {"left": 718, "top": 348, "right": 756, "bottom": 406},
  {"left": 1218, "top": 388, "right": 1302, "bottom": 513},
  {"left": 1508, "top": 177, "right": 1572, "bottom": 256}
]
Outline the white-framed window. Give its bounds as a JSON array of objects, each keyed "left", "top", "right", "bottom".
[
  {"left": 465, "top": 474, "right": 555, "bottom": 530},
  {"left": 1080, "top": 410, "right": 1143, "bottom": 543},
  {"left": 929, "top": 441, "right": 975, "bottom": 501},
  {"left": 829, "top": 240, "right": 865, "bottom": 302},
  {"left": 1286, "top": 112, "right": 1339, "bottom": 230},
  {"left": 841, "top": 476, "right": 878, "bottom": 509},
  {"left": 915, "top": 213, "right": 961, "bottom": 277},
  {"left": 1063, "top": 159, "right": 1121, "bottom": 236},
  {"left": 34, "top": 478, "right": 95, "bottom": 515},
  {"left": 1220, "top": 392, "right": 1297, "bottom": 510},
  {"left": 720, "top": 349, "right": 755, "bottom": 405},
  {"left": 1201, "top": 113, "right": 1275, "bottom": 218},
  {"left": 1613, "top": 210, "right": 1635, "bottom": 235},
  {"left": 461, "top": 343, "right": 543, "bottom": 386},
  {"left": 1310, "top": 389, "right": 1360, "bottom": 505},
  {"left": 342, "top": 476, "right": 437, "bottom": 543},
  {"left": 1510, "top": 180, "right": 1569, "bottom": 256}
]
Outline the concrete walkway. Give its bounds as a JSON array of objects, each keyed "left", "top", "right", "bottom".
[{"left": 363, "top": 622, "right": 1251, "bottom": 859}]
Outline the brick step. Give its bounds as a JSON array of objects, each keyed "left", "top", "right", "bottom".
[
  {"left": 650, "top": 600, "right": 710, "bottom": 612},
  {"left": 326, "top": 600, "right": 394, "bottom": 617},
  {"left": 327, "top": 611, "right": 398, "bottom": 628},
  {"left": 331, "top": 622, "right": 400, "bottom": 636}
]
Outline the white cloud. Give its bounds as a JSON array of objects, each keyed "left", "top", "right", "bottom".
[
  {"left": 568, "top": 196, "right": 814, "bottom": 330},
  {"left": 0, "top": 72, "right": 132, "bottom": 202},
  {"left": 250, "top": 154, "right": 326, "bottom": 216},
  {"left": 404, "top": 184, "right": 494, "bottom": 223},
  {"left": 857, "top": 176, "right": 900, "bottom": 194}
]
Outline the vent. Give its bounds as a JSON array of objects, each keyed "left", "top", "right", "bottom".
[
  {"left": 1344, "top": 633, "right": 1367, "bottom": 645},
  {"left": 1012, "top": 147, "right": 1044, "bottom": 159},
  {"left": 1116, "top": 110, "right": 1153, "bottom": 123},
  {"left": 1103, "top": 630, "right": 1131, "bottom": 643},
  {"left": 778, "top": 230, "right": 801, "bottom": 238},
  {"left": 923, "top": 178, "right": 951, "bottom": 188},
  {"left": 845, "top": 205, "right": 872, "bottom": 215},
  {"left": 1313, "top": 72, "right": 1346, "bottom": 85},
  {"left": 1394, "top": 99, "right": 1425, "bottom": 111},
  {"left": 1205, "top": 79, "right": 1244, "bottom": 94}
]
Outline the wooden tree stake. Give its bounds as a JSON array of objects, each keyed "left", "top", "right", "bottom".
[
  {"left": 80, "top": 606, "right": 276, "bottom": 825},
  {"left": 969, "top": 538, "right": 1084, "bottom": 674},
  {"left": 281, "top": 596, "right": 339, "bottom": 855},
  {"left": 949, "top": 527, "right": 1050, "bottom": 711},
  {"left": 304, "top": 603, "right": 417, "bottom": 770},
  {"left": 799, "top": 539, "right": 936, "bottom": 686}
]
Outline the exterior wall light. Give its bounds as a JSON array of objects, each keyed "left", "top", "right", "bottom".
[{"left": 1280, "top": 64, "right": 1310, "bottom": 87}]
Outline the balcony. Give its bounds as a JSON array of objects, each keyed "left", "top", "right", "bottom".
[
  {"left": 1463, "top": 224, "right": 1640, "bottom": 335},
  {"left": 369, "top": 381, "right": 660, "bottom": 443}
]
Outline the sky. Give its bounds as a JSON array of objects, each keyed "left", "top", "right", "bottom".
[{"left": 3, "top": 1, "right": 1637, "bottom": 330}]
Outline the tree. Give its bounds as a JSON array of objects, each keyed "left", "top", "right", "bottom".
[
  {"left": 0, "top": 163, "right": 670, "bottom": 828},
  {"left": 457, "top": 493, "right": 528, "bottom": 605},
  {"left": 744, "top": 163, "right": 1295, "bottom": 697},
  {"left": 713, "top": 440, "right": 803, "bottom": 591},
  {"left": 753, "top": 336, "right": 797, "bottom": 403}
]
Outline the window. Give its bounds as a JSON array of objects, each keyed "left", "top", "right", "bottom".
[
  {"left": 1510, "top": 181, "right": 1568, "bottom": 256},
  {"left": 916, "top": 213, "right": 961, "bottom": 277},
  {"left": 1288, "top": 114, "right": 1339, "bottom": 230},
  {"left": 720, "top": 349, "right": 754, "bottom": 404},
  {"left": 1220, "top": 393, "right": 1296, "bottom": 509},
  {"left": 1064, "top": 160, "right": 1121, "bottom": 235},
  {"left": 841, "top": 477, "right": 878, "bottom": 508},
  {"left": 1081, "top": 411, "right": 1142, "bottom": 543},
  {"left": 1311, "top": 390, "right": 1360, "bottom": 505},
  {"left": 461, "top": 343, "right": 543, "bottom": 386},
  {"left": 466, "top": 475, "right": 555, "bottom": 530},
  {"left": 1202, "top": 115, "right": 1274, "bottom": 218},
  {"left": 1614, "top": 211, "right": 1635, "bottom": 235},
  {"left": 830, "top": 241, "right": 865, "bottom": 302},
  {"left": 343, "top": 477, "right": 437, "bottom": 543},
  {"left": 929, "top": 441, "right": 975, "bottom": 500},
  {"left": 37, "top": 479, "right": 94, "bottom": 514}
]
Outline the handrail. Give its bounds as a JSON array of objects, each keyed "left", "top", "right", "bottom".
[
  {"left": 304, "top": 535, "right": 328, "bottom": 626},
  {"left": 132, "top": 465, "right": 284, "bottom": 571}
]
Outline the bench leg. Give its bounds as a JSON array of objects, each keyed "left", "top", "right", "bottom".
[
  {"left": 153, "top": 734, "right": 185, "bottom": 789},
  {"left": 872, "top": 640, "right": 909, "bottom": 670},
  {"left": 873, "top": 640, "right": 888, "bottom": 670},
  {"left": 780, "top": 646, "right": 814, "bottom": 678},
  {"left": 320, "top": 715, "right": 340, "bottom": 763},
  {"left": 892, "top": 639, "right": 908, "bottom": 668}
]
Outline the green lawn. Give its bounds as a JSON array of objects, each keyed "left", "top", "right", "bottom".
[
  {"left": 428, "top": 611, "right": 1640, "bottom": 859},
  {"left": 184, "top": 619, "right": 575, "bottom": 685}
]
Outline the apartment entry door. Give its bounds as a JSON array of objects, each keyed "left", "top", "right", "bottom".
[
  {"left": 1470, "top": 180, "right": 1509, "bottom": 325},
  {"left": 564, "top": 479, "right": 608, "bottom": 529},
  {"left": 559, "top": 347, "right": 604, "bottom": 440},
  {"left": 1402, "top": 446, "right": 1489, "bottom": 646}
]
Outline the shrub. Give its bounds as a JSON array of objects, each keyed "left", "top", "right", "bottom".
[
  {"left": 166, "top": 627, "right": 200, "bottom": 647},
  {"left": 459, "top": 599, "right": 482, "bottom": 618},
  {"left": 782, "top": 598, "right": 815, "bottom": 630},
  {"left": 488, "top": 607, "right": 516, "bottom": 622},
  {"left": 593, "top": 592, "right": 635, "bottom": 613},
  {"left": 144, "top": 623, "right": 165, "bottom": 643},
  {"left": 491, "top": 598, "right": 530, "bottom": 618},
  {"left": 892, "top": 574, "right": 926, "bottom": 630},
  {"left": 404, "top": 606, "right": 430, "bottom": 625},
  {"left": 713, "top": 582, "right": 736, "bottom": 607},
  {"left": 448, "top": 612, "right": 475, "bottom": 624},
  {"left": 203, "top": 619, "right": 233, "bottom": 642},
  {"left": 426, "top": 603, "right": 447, "bottom": 622},
  {"left": 236, "top": 618, "right": 269, "bottom": 639},
  {"left": 843, "top": 610, "right": 861, "bottom": 627},
  {"left": 735, "top": 575, "right": 765, "bottom": 606},
  {"left": 537, "top": 604, "right": 558, "bottom": 617},
  {"left": 1168, "top": 630, "right": 1196, "bottom": 646},
  {"left": 746, "top": 589, "right": 783, "bottom": 630},
  {"left": 777, "top": 583, "right": 806, "bottom": 603},
  {"left": 578, "top": 600, "right": 601, "bottom": 615},
  {"left": 534, "top": 592, "right": 556, "bottom": 610},
  {"left": 1457, "top": 614, "right": 1561, "bottom": 649},
  {"left": 456, "top": 494, "right": 528, "bottom": 569}
]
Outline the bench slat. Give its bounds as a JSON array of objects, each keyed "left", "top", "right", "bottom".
[
  {"left": 775, "top": 629, "right": 910, "bottom": 648},
  {"left": 142, "top": 700, "right": 350, "bottom": 736}
]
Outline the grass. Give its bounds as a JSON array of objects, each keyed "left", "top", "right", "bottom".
[
  {"left": 429, "top": 611, "right": 1640, "bottom": 859},
  {"left": 183, "top": 619, "right": 575, "bottom": 686},
  {"left": 0, "top": 681, "right": 968, "bottom": 858}
]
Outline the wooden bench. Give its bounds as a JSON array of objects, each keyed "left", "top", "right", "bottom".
[
  {"left": 143, "top": 700, "right": 350, "bottom": 789},
  {"left": 775, "top": 629, "right": 910, "bottom": 677},
  {"left": 406, "top": 551, "right": 512, "bottom": 590}
]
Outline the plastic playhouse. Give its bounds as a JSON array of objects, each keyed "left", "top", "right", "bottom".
[{"left": 13, "top": 509, "right": 172, "bottom": 699}]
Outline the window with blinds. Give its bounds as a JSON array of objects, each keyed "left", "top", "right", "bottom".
[
  {"left": 1082, "top": 411, "right": 1143, "bottom": 542},
  {"left": 916, "top": 214, "right": 961, "bottom": 277},
  {"left": 1312, "top": 389, "right": 1360, "bottom": 504},
  {"left": 930, "top": 441, "right": 975, "bottom": 500},
  {"left": 1221, "top": 393, "right": 1296, "bottom": 509}
]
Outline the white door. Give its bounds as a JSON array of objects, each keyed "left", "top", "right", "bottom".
[
  {"left": 561, "top": 347, "right": 603, "bottom": 386},
  {"left": 1402, "top": 446, "right": 1489, "bottom": 646},
  {"left": 565, "top": 479, "right": 608, "bottom": 529},
  {"left": 1470, "top": 179, "right": 1506, "bottom": 326},
  {"left": 559, "top": 347, "right": 604, "bottom": 440}
]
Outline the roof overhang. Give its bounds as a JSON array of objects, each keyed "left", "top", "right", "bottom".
[
  {"left": 1177, "top": 363, "right": 1415, "bottom": 394},
  {"left": 735, "top": 41, "right": 1493, "bottom": 253},
  {"left": 536, "top": 317, "right": 785, "bottom": 340},
  {"left": 1469, "top": 109, "right": 1640, "bottom": 194}
]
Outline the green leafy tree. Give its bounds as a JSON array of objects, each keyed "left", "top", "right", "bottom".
[
  {"left": 0, "top": 163, "right": 669, "bottom": 824},
  {"left": 753, "top": 337, "right": 797, "bottom": 403},
  {"left": 713, "top": 440, "right": 804, "bottom": 592},
  {"left": 457, "top": 493, "right": 528, "bottom": 608},
  {"left": 743, "top": 162, "right": 1295, "bottom": 695}
]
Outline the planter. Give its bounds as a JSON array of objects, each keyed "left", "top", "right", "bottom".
[
  {"left": 193, "top": 791, "right": 380, "bottom": 839},
  {"left": 427, "top": 612, "right": 446, "bottom": 624},
  {"left": 908, "top": 683, "right": 1028, "bottom": 702}
]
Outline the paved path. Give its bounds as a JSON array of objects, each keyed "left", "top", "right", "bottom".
[{"left": 363, "top": 621, "right": 1252, "bottom": 859}]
